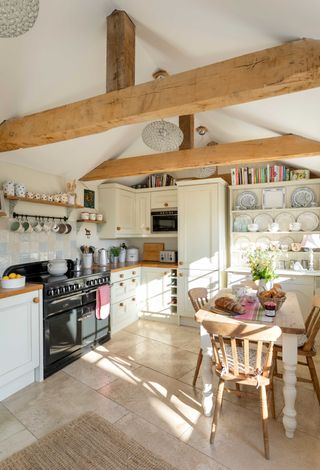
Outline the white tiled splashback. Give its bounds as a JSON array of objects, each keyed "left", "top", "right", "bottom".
[{"left": 0, "top": 221, "right": 78, "bottom": 276}]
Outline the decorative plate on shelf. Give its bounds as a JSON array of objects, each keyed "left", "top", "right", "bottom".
[
  {"left": 236, "top": 191, "right": 258, "bottom": 210},
  {"left": 256, "top": 237, "right": 271, "bottom": 250},
  {"left": 274, "top": 212, "right": 295, "bottom": 232},
  {"left": 234, "top": 236, "right": 251, "bottom": 250},
  {"left": 291, "top": 187, "right": 315, "bottom": 208},
  {"left": 233, "top": 214, "right": 252, "bottom": 232},
  {"left": 297, "top": 212, "right": 319, "bottom": 231},
  {"left": 254, "top": 213, "right": 273, "bottom": 232}
]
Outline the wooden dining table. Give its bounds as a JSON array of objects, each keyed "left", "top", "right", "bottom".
[{"left": 196, "top": 289, "right": 305, "bottom": 439}]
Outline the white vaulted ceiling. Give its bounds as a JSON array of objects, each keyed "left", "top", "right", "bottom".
[{"left": 0, "top": 0, "right": 320, "bottom": 180}]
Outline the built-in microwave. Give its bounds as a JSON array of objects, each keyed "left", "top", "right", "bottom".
[{"left": 151, "top": 208, "right": 178, "bottom": 233}]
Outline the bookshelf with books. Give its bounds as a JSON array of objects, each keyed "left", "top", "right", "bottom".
[
  {"left": 230, "top": 165, "right": 310, "bottom": 186},
  {"left": 146, "top": 173, "right": 176, "bottom": 188}
]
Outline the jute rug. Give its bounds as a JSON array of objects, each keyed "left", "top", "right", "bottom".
[{"left": 0, "top": 413, "right": 176, "bottom": 470}]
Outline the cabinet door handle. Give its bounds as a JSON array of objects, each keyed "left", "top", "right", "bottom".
[
  {"left": 163, "top": 271, "right": 167, "bottom": 275},
  {"left": 132, "top": 271, "right": 136, "bottom": 275},
  {"left": 132, "top": 279, "right": 136, "bottom": 283},
  {"left": 132, "top": 297, "right": 136, "bottom": 302},
  {"left": 179, "top": 261, "right": 183, "bottom": 265},
  {"left": 164, "top": 203, "right": 168, "bottom": 207},
  {"left": 116, "top": 226, "right": 121, "bottom": 231},
  {"left": 120, "top": 282, "right": 124, "bottom": 287},
  {"left": 120, "top": 274, "right": 124, "bottom": 278},
  {"left": 145, "top": 227, "right": 150, "bottom": 231},
  {"left": 119, "top": 302, "right": 124, "bottom": 307},
  {"left": 179, "top": 273, "right": 183, "bottom": 277},
  {"left": 33, "top": 297, "right": 40, "bottom": 303}
]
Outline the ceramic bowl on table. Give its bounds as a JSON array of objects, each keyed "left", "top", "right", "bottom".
[{"left": 1, "top": 276, "right": 26, "bottom": 289}]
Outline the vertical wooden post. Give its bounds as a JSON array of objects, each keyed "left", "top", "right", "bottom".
[
  {"left": 179, "top": 115, "right": 194, "bottom": 150},
  {"left": 106, "top": 10, "right": 135, "bottom": 92}
]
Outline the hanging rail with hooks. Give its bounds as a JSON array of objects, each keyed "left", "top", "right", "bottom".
[{"left": 12, "top": 212, "right": 68, "bottom": 222}]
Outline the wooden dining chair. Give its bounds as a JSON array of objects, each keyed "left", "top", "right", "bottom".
[
  {"left": 273, "top": 295, "right": 320, "bottom": 406},
  {"left": 198, "top": 312, "right": 281, "bottom": 459},
  {"left": 188, "top": 288, "right": 209, "bottom": 387}
]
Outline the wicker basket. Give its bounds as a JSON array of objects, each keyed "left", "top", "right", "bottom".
[{"left": 258, "top": 293, "right": 286, "bottom": 311}]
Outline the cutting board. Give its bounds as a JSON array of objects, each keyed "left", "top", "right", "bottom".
[{"left": 143, "top": 243, "right": 164, "bottom": 261}]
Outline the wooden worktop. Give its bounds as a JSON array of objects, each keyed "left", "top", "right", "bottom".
[
  {"left": 108, "top": 261, "right": 178, "bottom": 272},
  {"left": 0, "top": 283, "right": 43, "bottom": 300}
]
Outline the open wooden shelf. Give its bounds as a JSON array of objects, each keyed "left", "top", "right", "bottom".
[
  {"left": 5, "top": 195, "right": 84, "bottom": 209},
  {"left": 77, "top": 219, "right": 104, "bottom": 224}
]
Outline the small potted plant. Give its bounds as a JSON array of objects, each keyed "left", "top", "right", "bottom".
[
  {"left": 110, "top": 246, "right": 121, "bottom": 265},
  {"left": 246, "top": 247, "right": 278, "bottom": 292}
]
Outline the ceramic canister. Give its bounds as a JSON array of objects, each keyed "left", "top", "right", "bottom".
[
  {"left": 3, "top": 181, "right": 15, "bottom": 196},
  {"left": 15, "top": 183, "right": 26, "bottom": 197}
]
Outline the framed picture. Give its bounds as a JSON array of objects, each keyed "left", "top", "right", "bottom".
[
  {"left": 262, "top": 188, "right": 285, "bottom": 209},
  {"left": 84, "top": 189, "right": 95, "bottom": 209}
]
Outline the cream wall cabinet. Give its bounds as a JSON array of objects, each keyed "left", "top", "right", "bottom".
[
  {"left": 0, "top": 290, "right": 43, "bottom": 400},
  {"left": 150, "top": 189, "right": 177, "bottom": 209},
  {"left": 135, "top": 193, "right": 151, "bottom": 236},
  {"left": 99, "top": 184, "right": 137, "bottom": 238},
  {"left": 110, "top": 268, "right": 141, "bottom": 333}
]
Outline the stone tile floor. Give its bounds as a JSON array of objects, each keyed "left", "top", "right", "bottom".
[{"left": 1, "top": 319, "right": 320, "bottom": 469}]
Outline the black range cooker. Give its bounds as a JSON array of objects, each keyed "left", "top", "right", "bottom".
[{"left": 4, "top": 260, "right": 111, "bottom": 378}]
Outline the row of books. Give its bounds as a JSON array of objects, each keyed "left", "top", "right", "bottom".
[
  {"left": 231, "top": 165, "right": 292, "bottom": 185},
  {"left": 145, "top": 173, "right": 176, "bottom": 188}
]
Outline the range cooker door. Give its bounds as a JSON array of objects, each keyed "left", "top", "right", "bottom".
[
  {"left": 80, "top": 302, "right": 110, "bottom": 344},
  {"left": 44, "top": 306, "right": 81, "bottom": 366}
]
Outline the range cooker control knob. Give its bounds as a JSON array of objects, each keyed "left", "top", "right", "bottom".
[
  {"left": 58, "top": 287, "right": 64, "bottom": 294},
  {"left": 53, "top": 288, "right": 58, "bottom": 295},
  {"left": 47, "top": 289, "right": 53, "bottom": 296},
  {"left": 64, "top": 286, "right": 70, "bottom": 293},
  {"left": 75, "top": 283, "right": 79, "bottom": 290},
  {"left": 70, "top": 284, "right": 75, "bottom": 291},
  {"left": 98, "top": 278, "right": 103, "bottom": 284}
]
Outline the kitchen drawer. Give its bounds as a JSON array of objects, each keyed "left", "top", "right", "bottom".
[
  {"left": 150, "top": 190, "right": 177, "bottom": 209},
  {"left": 111, "top": 267, "right": 140, "bottom": 284},
  {"left": 111, "top": 277, "right": 140, "bottom": 304}
]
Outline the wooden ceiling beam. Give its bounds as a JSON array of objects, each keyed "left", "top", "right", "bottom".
[
  {"left": 179, "top": 115, "right": 194, "bottom": 150},
  {"left": 1, "top": 39, "right": 320, "bottom": 151},
  {"left": 106, "top": 10, "right": 135, "bottom": 92},
  {"left": 80, "top": 134, "right": 320, "bottom": 181}
]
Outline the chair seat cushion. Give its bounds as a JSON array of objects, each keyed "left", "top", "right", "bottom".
[{"left": 218, "top": 345, "right": 266, "bottom": 375}]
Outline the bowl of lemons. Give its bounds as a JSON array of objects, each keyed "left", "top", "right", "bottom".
[{"left": 1, "top": 273, "right": 26, "bottom": 289}]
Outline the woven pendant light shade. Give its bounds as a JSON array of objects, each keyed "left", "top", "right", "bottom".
[
  {"left": 142, "top": 120, "right": 184, "bottom": 152},
  {"left": 0, "top": 0, "right": 39, "bottom": 38}
]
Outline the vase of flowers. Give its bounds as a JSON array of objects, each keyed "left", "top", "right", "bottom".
[{"left": 246, "top": 247, "right": 278, "bottom": 292}]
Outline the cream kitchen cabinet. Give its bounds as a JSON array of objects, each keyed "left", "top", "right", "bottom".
[
  {"left": 177, "top": 269, "right": 220, "bottom": 325},
  {"left": 0, "top": 289, "right": 43, "bottom": 400},
  {"left": 140, "top": 267, "right": 176, "bottom": 320},
  {"left": 99, "top": 184, "right": 137, "bottom": 238},
  {"left": 177, "top": 179, "right": 227, "bottom": 271},
  {"left": 135, "top": 192, "right": 151, "bottom": 236},
  {"left": 110, "top": 268, "right": 141, "bottom": 333},
  {"left": 150, "top": 189, "right": 177, "bottom": 209}
]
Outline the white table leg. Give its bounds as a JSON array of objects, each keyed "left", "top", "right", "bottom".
[
  {"left": 282, "top": 333, "right": 298, "bottom": 438},
  {"left": 200, "top": 325, "right": 213, "bottom": 416}
]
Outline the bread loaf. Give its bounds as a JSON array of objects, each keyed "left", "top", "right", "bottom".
[{"left": 215, "top": 296, "right": 245, "bottom": 314}]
